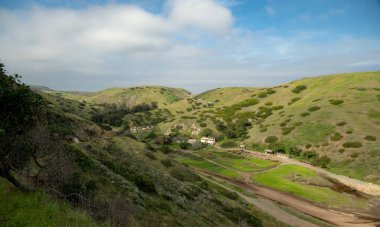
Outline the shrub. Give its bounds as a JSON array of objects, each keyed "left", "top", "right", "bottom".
[
  {"left": 161, "top": 159, "right": 173, "bottom": 167},
  {"left": 308, "top": 106, "right": 321, "bottom": 112},
  {"left": 292, "top": 85, "right": 307, "bottom": 94},
  {"left": 135, "top": 175, "right": 156, "bottom": 194},
  {"left": 265, "top": 102, "right": 273, "bottom": 106},
  {"left": 293, "top": 122, "right": 303, "bottom": 126},
  {"left": 265, "top": 136, "right": 278, "bottom": 143},
  {"left": 272, "top": 105, "right": 284, "bottom": 110},
  {"left": 312, "top": 155, "right": 331, "bottom": 168},
  {"left": 200, "top": 128, "right": 213, "bottom": 137},
  {"left": 338, "top": 148, "right": 345, "bottom": 153},
  {"left": 161, "top": 145, "right": 173, "bottom": 154},
  {"left": 300, "top": 112, "right": 310, "bottom": 117},
  {"left": 145, "top": 152, "right": 157, "bottom": 160},
  {"left": 302, "top": 150, "right": 317, "bottom": 159},
  {"left": 199, "top": 122, "right": 207, "bottom": 127},
  {"left": 282, "top": 126, "right": 295, "bottom": 135},
  {"left": 291, "top": 97, "right": 301, "bottom": 103},
  {"left": 350, "top": 152, "right": 359, "bottom": 158},
  {"left": 364, "top": 135, "right": 376, "bottom": 141},
  {"left": 258, "top": 92, "right": 267, "bottom": 98},
  {"left": 220, "top": 141, "right": 237, "bottom": 148},
  {"left": 342, "top": 142, "right": 362, "bottom": 148},
  {"left": 346, "top": 130, "right": 353, "bottom": 134},
  {"left": 279, "top": 122, "right": 287, "bottom": 127},
  {"left": 329, "top": 99, "right": 344, "bottom": 105},
  {"left": 330, "top": 132, "right": 343, "bottom": 141},
  {"left": 220, "top": 189, "right": 239, "bottom": 200},
  {"left": 179, "top": 142, "right": 191, "bottom": 149},
  {"left": 336, "top": 121, "right": 347, "bottom": 126},
  {"left": 305, "top": 144, "right": 312, "bottom": 149},
  {"left": 260, "top": 128, "right": 267, "bottom": 132}
]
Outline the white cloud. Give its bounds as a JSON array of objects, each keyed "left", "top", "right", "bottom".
[{"left": 0, "top": 1, "right": 379, "bottom": 93}]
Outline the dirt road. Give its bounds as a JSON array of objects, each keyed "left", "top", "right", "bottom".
[{"left": 198, "top": 170, "right": 380, "bottom": 227}]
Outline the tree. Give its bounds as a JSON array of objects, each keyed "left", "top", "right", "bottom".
[
  {"left": 200, "top": 128, "right": 213, "bottom": 137},
  {"left": 0, "top": 63, "right": 45, "bottom": 190}
]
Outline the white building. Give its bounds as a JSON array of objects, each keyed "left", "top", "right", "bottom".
[{"left": 200, "top": 137, "right": 216, "bottom": 145}]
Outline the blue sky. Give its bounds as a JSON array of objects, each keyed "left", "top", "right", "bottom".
[{"left": 0, "top": 0, "right": 379, "bottom": 92}]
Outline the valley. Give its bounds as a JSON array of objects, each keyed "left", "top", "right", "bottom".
[{"left": 1, "top": 70, "right": 380, "bottom": 226}]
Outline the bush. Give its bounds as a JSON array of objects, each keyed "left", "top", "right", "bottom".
[
  {"left": 145, "top": 152, "right": 157, "bottom": 160},
  {"left": 308, "top": 106, "right": 321, "bottom": 112},
  {"left": 220, "top": 141, "right": 237, "bottom": 148},
  {"left": 346, "top": 130, "right": 353, "bottom": 134},
  {"left": 161, "top": 159, "right": 173, "bottom": 167},
  {"left": 221, "top": 190, "right": 238, "bottom": 200},
  {"left": 200, "top": 128, "right": 213, "bottom": 137},
  {"left": 336, "top": 121, "right": 347, "bottom": 126},
  {"left": 292, "top": 85, "right": 307, "bottom": 94},
  {"left": 279, "top": 122, "right": 287, "bottom": 127},
  {"left": 199, "top": 122, "right": 207, "bottom": 127},
  {"left": 161, "top": 145, "right": 173, "bottom": 154},
  {"left": 364, "top": 135, "right": 376, "bottom": 141},
  {"left": 330, "top": 132, "right": 343, "bottom": 141},
  {"left": 329, "top": 99, "right": 344, "bottom": 105},
  {"left": 338, "top": 148, "right": 345, "bottom": 153},
  {"left": 302, "top": 150, "right": 317, "bottom": 159},
  {"left": 134, "top": 175, "right": 156, "bottom": 194},
  {"left": 291, "top": 97, "right": 301, "bottom": 102},
  {"left": 312, "top": 155, "right": 331, "bottom": 168},
  {"left": 305, "top": 144, "right": 312, "bottom": 149},
  {"left": 179, "top": 142, "right": 191, "bottom": 149},
  {"left": 265, "top": 102, "right": 273, "bottom": 106},
  {"left": 300, "top": 112, "right": 310, "bottom": 117},
  {"left": 342, "top": 142, "right": 362, "bottom": 148},
  {"left": 265, "top": 136, "right": 278, "bottom": 143},
  {"left": 350, "top": 152, "right": 359, "bottom": 158}
]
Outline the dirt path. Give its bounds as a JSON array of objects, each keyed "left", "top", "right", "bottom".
[
  {"left": 197, "top": 172, "right": 319, "bottom": 227},
  {"left": 198, "top": 170, "right": 380, "bottom": 227}
]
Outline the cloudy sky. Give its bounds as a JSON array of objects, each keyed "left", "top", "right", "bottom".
[{"left": 1, "top": 0, "right": 380, "bottom": 93}]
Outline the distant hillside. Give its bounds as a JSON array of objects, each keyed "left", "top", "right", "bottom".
[
  {"left": 44, "top": 86, "right": 191, "bottom": 108},
  {"left": 156, "top": 72, "right": 380, "bottom": 184}
]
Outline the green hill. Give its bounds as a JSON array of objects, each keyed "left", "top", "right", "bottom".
[
  {"left": 153, "top": 72, "right": 380, "bottom": 184},
  {"left": 44, "top": 86, "right": 191, "bottom": 108}
]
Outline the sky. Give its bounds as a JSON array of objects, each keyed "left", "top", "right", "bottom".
[{"left": 0, "top": 0, "right": 379, "bottom": 93}]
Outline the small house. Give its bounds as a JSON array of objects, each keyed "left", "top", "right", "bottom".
[
  {"left": 187, "top": 139, "right": 197, "bottom": 144},
  {"left": 265, "top": 149, "right": 274, "bottom": 154},
  {"left": 200, "top": 137, "right": 216, "bottom": 145}
]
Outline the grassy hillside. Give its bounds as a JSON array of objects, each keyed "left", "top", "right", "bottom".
[
  {"left": 36, "top": 72, "right": 380, "bottom": 183},
  {"left": 44, "top": 86, "right": 191, "bottom": 108},
  {"left": 0, "top": 179, "right": 97, "bottom": 226},
  {"left": 153, "top": 72, "right": 380, "bottom": 184}
]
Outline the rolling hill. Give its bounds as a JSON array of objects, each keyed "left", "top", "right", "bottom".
[{"left": 41, "top": 72, "right": 380, "bottom": 184}]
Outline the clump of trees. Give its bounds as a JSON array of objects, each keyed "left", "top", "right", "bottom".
[
  {"left": 91, "top": 102, "right": 158, "bottom": 127},
  {"left": 0, "top": 63, "right": 48, "bottom": 190},
  {"left": 292, "top": 85, "right": 307, "bottom": 94}
]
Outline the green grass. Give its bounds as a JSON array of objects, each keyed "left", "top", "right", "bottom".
[
  {"left": 197, "top": 151, "right": 278, "bottom": 172},
  {"left": 251, "top": 165, "right": 367, "bottom": 209},
  {"left": 0, "top": 179, "right": 97, "bottom": 227},
  {"left": 177, "top": 157, "right": 240, "bottom": 178}
]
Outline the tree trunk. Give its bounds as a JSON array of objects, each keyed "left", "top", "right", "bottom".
[{"left": 0, "top": 160, "right": 30, "bottom": 192}]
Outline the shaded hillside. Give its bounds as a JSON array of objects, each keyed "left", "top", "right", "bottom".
[{"left": 1, "top": 66, "right": 282, "bottom": 226}]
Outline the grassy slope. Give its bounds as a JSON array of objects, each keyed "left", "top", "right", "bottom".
[
  {"left": 160, "top": 72, "right": 380, "bottom": 183},
  {"left": 252, "top": 165, "right": 367, "bottom": 209},
  {"left": 0, "top": 179, "right": 97, "bottom": 226},
  {"left": 45, "top": 86, "right": 191, "bottom": 108}
]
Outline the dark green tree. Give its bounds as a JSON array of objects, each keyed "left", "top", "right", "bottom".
[{"left": 0, "top": 63, "right": 44, "bottom": 190}]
